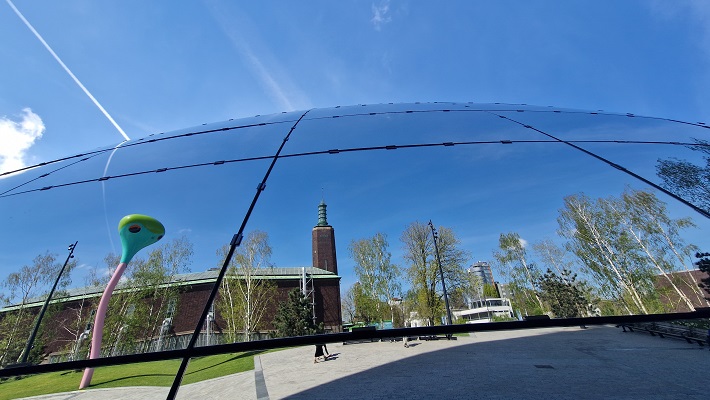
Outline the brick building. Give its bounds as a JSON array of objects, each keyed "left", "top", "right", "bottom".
[
  {"left": 0, "top": 202, "right": 342, "bottom": 360},
  {"left": 654, "top": 270, "right": 710, "bottom": 312}
]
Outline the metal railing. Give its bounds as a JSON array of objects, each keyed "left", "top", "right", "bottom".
[
  {"left": 46, "top": 331, "right": 274, "bottom": 363},
  {"left": 3, "top": 309, "right": 710, "bottom": 381},
  {"left": 618, "top": 320, "right": 710, "bottom": 347}
]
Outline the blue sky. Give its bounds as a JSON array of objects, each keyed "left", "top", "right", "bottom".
[{"left": 2, "top": 1, "right": 710, "bottom": 297}]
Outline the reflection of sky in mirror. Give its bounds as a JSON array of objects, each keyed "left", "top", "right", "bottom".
[{"left": 1, "top": 103, "right": 708, "bottom": 293}]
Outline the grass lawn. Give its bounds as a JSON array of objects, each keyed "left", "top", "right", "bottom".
[{"left": 0, "top": 351, "right": 262, "bottom": 400}]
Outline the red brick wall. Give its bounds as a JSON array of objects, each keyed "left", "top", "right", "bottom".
[
  {"left": 8, "top": 274, "right": 342, "bottom": 358},
  {"left": 312, "top": 226, "right": 338, "bottom": 274},
  {"left": 654, "top": 270, "right": 710, "bottom": 312},
  {"left": 175, "top": 277, "right": 342, "bottom": 334}
]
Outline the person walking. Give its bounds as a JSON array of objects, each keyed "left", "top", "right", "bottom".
[{"left": 314, "top": 343, "right": 330, "bottom": 363}]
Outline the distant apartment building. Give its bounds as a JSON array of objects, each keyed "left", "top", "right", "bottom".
[{"left": 467, "top": 261, "right": 495, "bottom": 286}]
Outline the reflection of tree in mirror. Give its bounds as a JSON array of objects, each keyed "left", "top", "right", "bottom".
[
  {"left": 402, "top": 222, "right": 469, "bottom": 326},
  {"left": 558, "top": 189, "right": 705, "bottom": 315},
  {"left": 273, "top": 288, "right": 320, "bottom": 337},
  {"left": 349, "top": 233, "right": 401, "bottom": 326},
  {"left": 217, "top": 231, "right": 276, "bottom": 342},
  {"left": 100, "top": 236, "right": 192, "bottom": 355},
  {"left": 657, "top": 138, "right": 710, "bottom": 215},
  {"left": 533, "top": 239, "right": 574, "bottom": 277},
  {"left": 537, "top": 269, "right": 588, "bottom": 318},
  {"left": 0, "top": 252, "right": 75, "bottom": 366},
  {"left": 341, "top": 285, "right": 356, "bottom": 324},
  {"left": 451, "top": 271, "right": 483, "bottom": 309},
  {"left": 55, "top": 296, "right": 95, "bottom": 361},
  {"left": 489, "top": 188, "right": 706, "bottom": 318},
  {"left": 483, "top": 284, "right": 499, "bottom": 298},
  {"left": 493, "top": 232, "right": 546, "bottom": 316}
]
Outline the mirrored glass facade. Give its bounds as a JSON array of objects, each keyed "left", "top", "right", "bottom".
[{"left": 1, "top": 102, "right": 709, "bottom": 364}]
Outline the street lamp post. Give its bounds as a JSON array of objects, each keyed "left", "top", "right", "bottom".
[
  {"left": 428, "top": 221, "right": 453, "bottom": 326},
  {"left": 17, "top": 241, "right": 78, "bottom": 365}
]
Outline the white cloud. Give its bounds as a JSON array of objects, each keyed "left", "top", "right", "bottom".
[
  {"left": 0, "top": 108, "right": 45, "bottom": 174},
  {"left": 371, "top": 0, "right": 392, "bottom": 31},
  {"left": 518, "top": 238, "right": 528, "bottom": 248}
]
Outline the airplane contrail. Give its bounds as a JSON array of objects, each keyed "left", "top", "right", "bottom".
[{"left": 6, "top": 0, "right": 130, "bottom": 141}]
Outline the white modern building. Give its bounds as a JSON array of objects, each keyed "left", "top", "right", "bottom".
[{"left": 454, "top": 298, "right": 514, "bottom": 323}]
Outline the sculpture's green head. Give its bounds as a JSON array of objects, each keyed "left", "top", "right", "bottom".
[{"left": 118, "top": 214, "right": 165, "bottom": 263}]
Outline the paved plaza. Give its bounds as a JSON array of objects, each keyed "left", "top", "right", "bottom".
[{"left": 15, "top": 325, "right": 710, "bottom": 399}]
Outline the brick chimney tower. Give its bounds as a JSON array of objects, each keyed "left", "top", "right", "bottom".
[{"left": 312, "top": 201, "right": 338, "bottom": 274}]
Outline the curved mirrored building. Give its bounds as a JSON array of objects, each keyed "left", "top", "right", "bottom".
[{"left": 1, "top": 102, "right": 709, "bottom": 367}]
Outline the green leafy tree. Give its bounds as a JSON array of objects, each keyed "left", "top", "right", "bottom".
[
  {"left": 217, "top": 231, "right": 277, "bottom": 342},
  {"left": 0, "top": 252, "right": 74, "bottom": 366},
  {"left": 558, "top": 193, "right": 652, "bottom": 314},
  {"left": 55, "top": 296, "right": 95, "bottom": 361},
  {"left": 349, "top": 233, "right": 402, "bottom": 324},
  {"left": 273, "top": 289, "right": 320, "bottom": 337},
  {"left": 493, "top": 232, "right": 546, "bottom": 315},
  {"left": 452, "top": 271, "right": 483, "bottom": 308},
  {"left": 351, "top": 282, "right": 381, "bottom": 325},
  {"left": 101, "top": 236, "right": 192, "bottom": 355},
  {"left": 401, "top": 222, "right": 469, "bottom": 326},
  {"left": 557, "top": 189, "right": 702, "bottom": 315},
  {"left": 533, "top": 238, "right": 574, "bottom": 277},
  {"left": 483, "top": 284, "right": 499, "bottom": 298},
  {"left": 615, "top": 189, "right": 705, "bottom": 310},
  {"left": 537, "top": 269, "right": 588, "bottom": 318}
]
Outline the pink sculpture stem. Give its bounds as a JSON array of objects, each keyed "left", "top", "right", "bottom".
[
  {"left": 79, "top": 262, "right": 127, "bottom": 389},
  {"left": 78, "top": 214, "right": 164, "bottom": 389}
]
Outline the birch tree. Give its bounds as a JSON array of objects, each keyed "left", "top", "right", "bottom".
[
  {"left": 533, "top": 239, "right": 574, "bottom": 277},
  {"left": 101, "top": 236, "right": 193, "bottom": 355},
  {"left": 217, "top": 231, "right": 276, "bottom": 342},
  {"left": 615, "top": 189, "right": 704, "bottom": 310},
  {"left": 349, "top": 233, "right": 401, "bottom": 324},
  {"left": 493, "top": 232, "right": 546, "bottom": 315},
  {"left": 558, "top": 193, "right": 652, "bottom": 314},
  {"left": 0, "top": 252, "right": 73, "bottom": 366},
  {"left": 401, "top": 222, "right": 468, "bottom": 326}
]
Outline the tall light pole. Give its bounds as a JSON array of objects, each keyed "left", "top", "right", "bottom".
[
  {"left": 428, "top": 221, "right": 453, "bottom": 326},
  {"left": 17, "top": 241, "right": 78, "bottom": 365}
]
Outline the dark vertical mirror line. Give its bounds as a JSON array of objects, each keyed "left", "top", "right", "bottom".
[
  {"left": 490, "top": 112, "right": 710, "bottom": 220},
  {"left": 165, "top": 109, "right": 311, "bottom": 400},
  {"left": 14, "top": 241, "right": 78, "bottom": 365}
]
